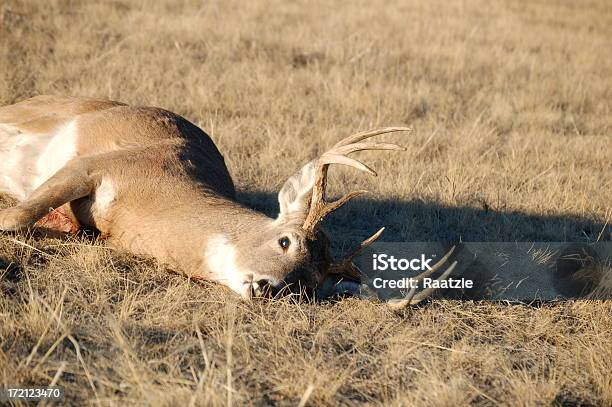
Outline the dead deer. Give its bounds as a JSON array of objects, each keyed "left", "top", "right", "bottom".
[{"left": 0, "top": 95, "right": 454, "bottom": 304}]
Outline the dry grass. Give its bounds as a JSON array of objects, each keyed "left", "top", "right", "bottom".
[{"left": 1, "top": 0, "right": 611, "bottom": 405}]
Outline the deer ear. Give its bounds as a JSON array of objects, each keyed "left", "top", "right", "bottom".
[{"left": 277, "top": 160, "right": 316, "bottom": 220}]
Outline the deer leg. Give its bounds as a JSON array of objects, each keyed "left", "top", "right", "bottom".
[{"left": 0, "top": 161, "right": 93, "bottom": 232}]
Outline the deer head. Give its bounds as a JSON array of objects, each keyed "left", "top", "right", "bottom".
[
  {"left": 219, "top": 128, "right": 409, "bottom": 298},
  {"left": 226, "top": 127, "right": 458, "bottom": 306}
]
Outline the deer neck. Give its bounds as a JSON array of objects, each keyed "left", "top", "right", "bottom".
[{"left": 108, "top": 189, "right": 274, "bottom": 283}]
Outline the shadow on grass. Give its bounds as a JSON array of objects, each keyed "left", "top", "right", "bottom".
[
  {"left": 239, "top": 190, "right": 612, "bottom": 303},
  {"left": 1, "top": 191, "right": 608, "bottom": 303},
  {"left": 237, "top": 190, "right": 610, "bottom": 246}
]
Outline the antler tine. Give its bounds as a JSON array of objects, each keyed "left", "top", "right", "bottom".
[
  {"left": 342, "top": 226, "right": 386, "bottom": 263},
  {"left": 332, "top": 127, "right": 411, "bottom": 148},
  {"left": 328, "top": 227, "right": 386, "bottom": 281},
  {"left": 387, "top": 262, "right": 458, "bottom": 309},
  {"left": 315, "top": 189, "right": 369, "bottom": 222},
  {"left": 331, "top": 227, "right": 385, "bottom": 269},
  {"left": 302, "top": 128, "right": 409, "bottom": 233},
  {"left": 410, "top": 245, "right": 456, "bottom": 285},
  {"left": 386, "top": 246, "right": 457, "bottom": 309},
  {"left": 320, "top": 155, "right": 377, "bottom": 176},
  {"left": 334, "top": 142, "right": 406, "bottom": 156}
]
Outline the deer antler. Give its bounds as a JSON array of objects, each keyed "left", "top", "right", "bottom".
[
  {"left": 386, "top": 247, "right": 458, "bottom": 308},
  {"left": 302, "top": 127, "right": 409, "bottom": 233},
  {"left": 329, "top": 239, "right": 458, "bottom": 308},
  {"left": 327, "top": 227, "right": 386, "bottom": 281},
  {"left": 304, "top": 127, "right": 457, "bottom": 307}
]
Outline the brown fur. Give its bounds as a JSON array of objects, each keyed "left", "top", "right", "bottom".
[{"left": 0, "top": 96, "right": 329, "bottom": 293}]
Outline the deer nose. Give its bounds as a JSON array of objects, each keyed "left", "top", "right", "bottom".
[
  {"left": 252, "top": 279, "right": 276, "bottom": 297},
  {"left": 256, "top": 279, "right": 272, "bottom": 289}
]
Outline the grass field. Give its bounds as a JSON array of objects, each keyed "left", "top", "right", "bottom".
[{"left": 1, "top": 0, "right": 611, "bottom": 405}]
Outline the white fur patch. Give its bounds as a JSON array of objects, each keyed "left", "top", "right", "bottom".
[
  {"left": 0, "top": 123, "right": 34, "bottom": 199},
  {"left": 205, "top": 234, "right": 251, "bottom": 297},
  {"left": 34, "top": 120, "right": 79, "bottom": 190},
  {"left": 0, "top": 120, "right": 79, "bottom": 200},
  {"left": 92, "top": 177, "right": 116, "bottom": 216}
]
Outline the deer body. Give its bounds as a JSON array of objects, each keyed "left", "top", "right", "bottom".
[
  {"left": 2, "top": 95, "right": 449, "bottom": 304},
  {"left": 1, "top": 96, "right": 297, "bottom": 296}
]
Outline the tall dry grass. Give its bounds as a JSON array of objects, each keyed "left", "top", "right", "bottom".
[{"left": 1, "top": 0, "right": 611, "bottom": 405}]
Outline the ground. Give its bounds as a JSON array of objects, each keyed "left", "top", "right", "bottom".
[{"left": 1, "top": 0, "right": 611, "bottom": 405}]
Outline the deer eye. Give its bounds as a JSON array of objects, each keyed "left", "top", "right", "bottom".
[{"left": 278, "top": 236, "right": 291, "bottom": 251}]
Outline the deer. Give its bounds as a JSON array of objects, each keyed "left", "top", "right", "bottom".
[{"left": 0, "top": 95, "right": 455, "bottom": 306}]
